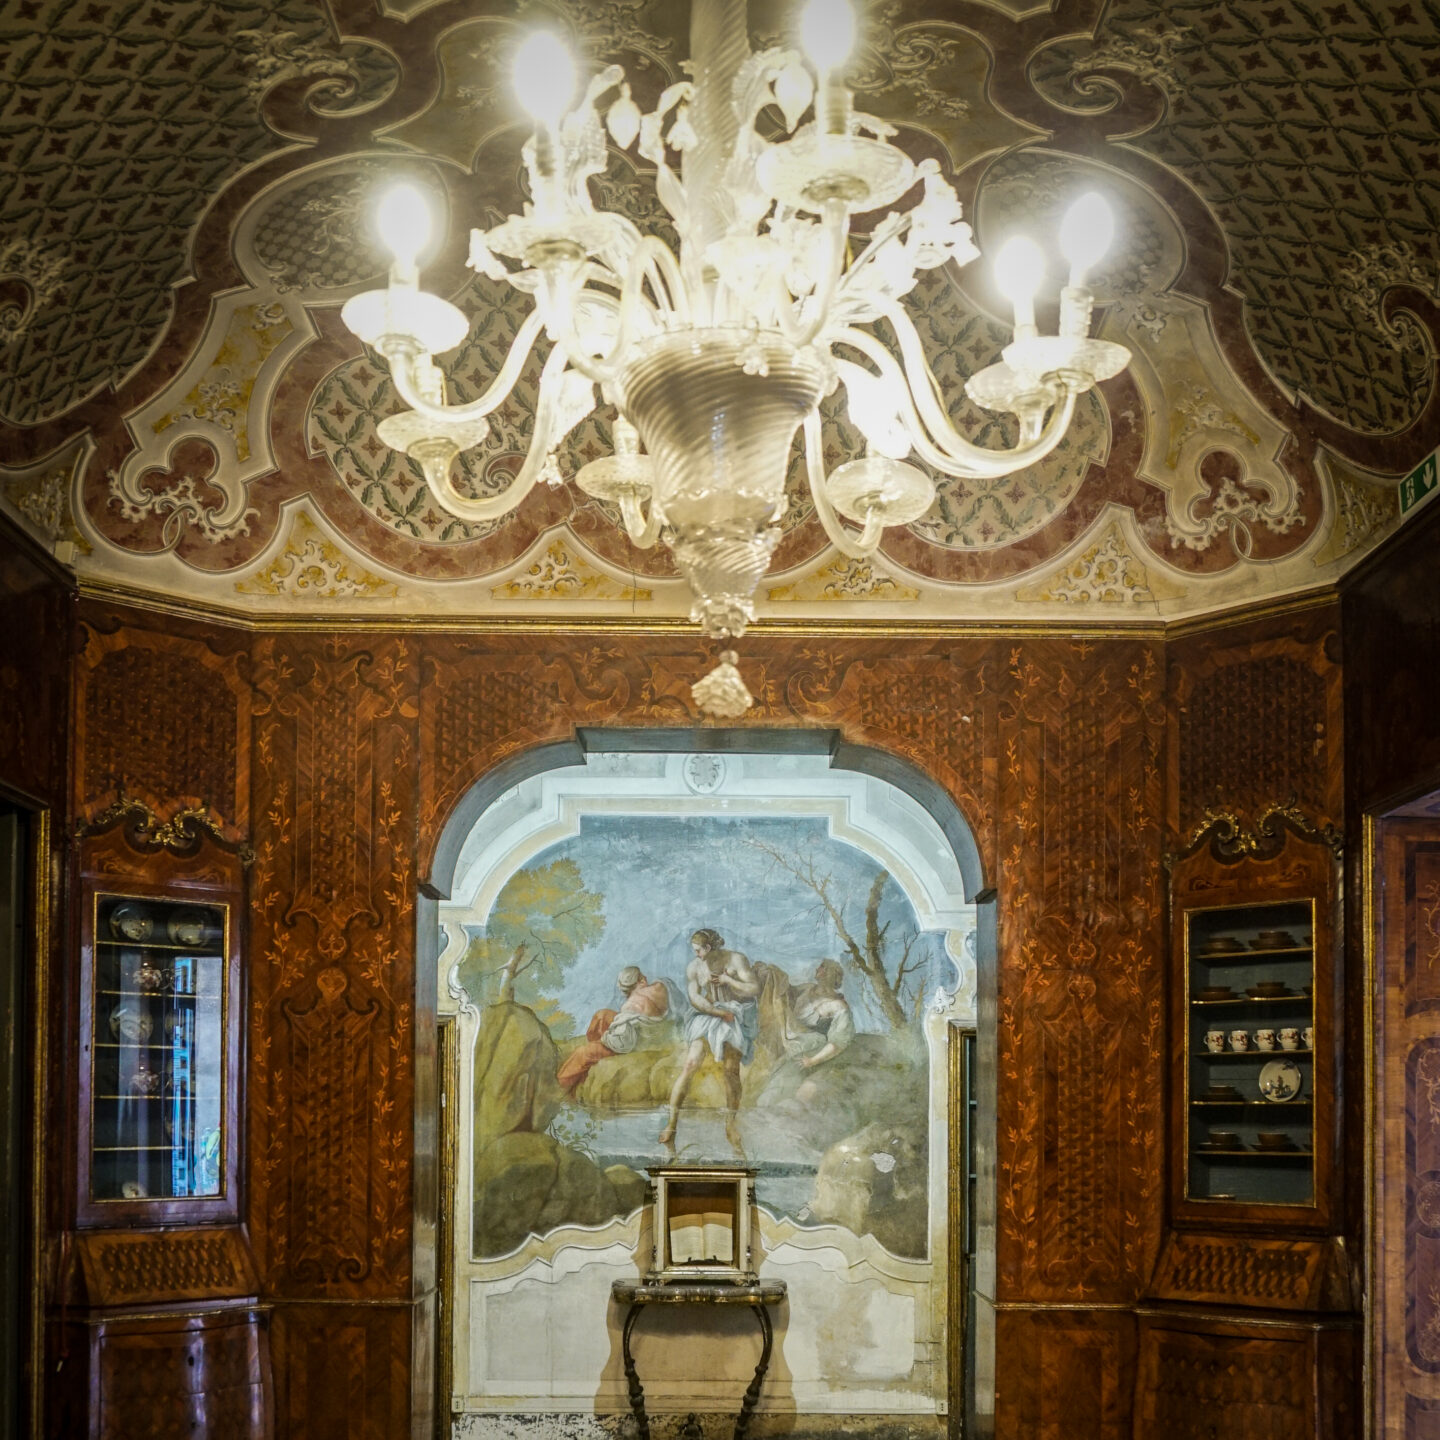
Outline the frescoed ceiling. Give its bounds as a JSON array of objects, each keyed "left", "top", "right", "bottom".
[{"left": 1, "top": 0, "right": 1436, "bottom": 624}]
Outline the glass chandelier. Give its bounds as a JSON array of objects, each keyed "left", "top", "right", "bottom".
[{"left": 341, "top": 0, "right": 1129, "bottom": 715}]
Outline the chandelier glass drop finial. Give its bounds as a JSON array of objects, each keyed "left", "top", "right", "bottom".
[{"left": 339, "top": 0, "right": 1130, "bottom": 712}]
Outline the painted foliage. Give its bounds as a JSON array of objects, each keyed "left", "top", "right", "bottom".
[{"left": 460, "top": 813, "right": 951, "bottom": 1262}]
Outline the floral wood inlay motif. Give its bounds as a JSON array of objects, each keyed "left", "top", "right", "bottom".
[
  {"left": 1408, "top": 1039, "right": 1440, "bottom": 1371},
  {"left": 491, "top": 538, "right": 651, "bottom": 601},
  {"left": 1039, "top": 976, "right": 1121, "bottom": 1288},
  {"left": 83, "top": 644, "right": 240, "bottom": 821},
  {"left": 766, "top": 554, "right": 921, "bottom": 603},
  {"left": 235, "top": 511, "right": 400, "bottom": 601},
  {"left": 283, "top": 967, "right": 378, "bottom": 1285},
  {"left": 1407, "top": 849, "right": 1440, "bottom": 1012},
  {"left": 248, "top": 634, "right": 417, "bottom": 1294},
  {"left": 92, "top": 1235, "right": 241, "bottom": 1297},
  {"left": 1178, "top": 654, "right": 1328, "bottom": 831},
  {"left": 996, "top": 640, "right": 1165, "bottom": 1301}
]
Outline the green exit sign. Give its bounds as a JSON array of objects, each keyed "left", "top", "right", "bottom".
[{"left": 1400, "top": 450, "right": 1440, "bottom": 517}]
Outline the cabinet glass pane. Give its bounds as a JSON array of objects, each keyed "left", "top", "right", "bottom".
[
  {"left": 1184, "top": 898, "right": 1315, "bottom": 1207},
  {"left": 91, "top": 894, "right": 226, "bottom": 1203}
]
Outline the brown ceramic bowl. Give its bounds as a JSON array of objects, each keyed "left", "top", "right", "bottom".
[
  {"left": 1204, "top": 1131, "right": 1240, "bottom": 1148},
  {"left": 1255, "top": 1132, "right": 1294, "bottom": 1148},
  {"left": 1252, "top": 930, "right": 1300, "bottom": 949},
  {"left": 1197, "top": 985, "right": 1234, "bottom": 1001},
  {"left": 1197, "top": 935, "right": 1246, "bottom": 955},
  {"left": 1251, "top": 980, "right": 1289, "bottom": 997}
]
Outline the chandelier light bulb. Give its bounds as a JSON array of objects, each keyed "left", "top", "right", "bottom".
[
  {"left": 376, "top": 184, "right": 432, "bottom": 273},
  {"left": 994, "top": 235, "right": 1046, "bottom": 332},
  {"left": 799, "top": 0, "right": 857, "bottom": 75},
  {"left": 1059, "top": 191, "right": 1115, "bottom": 288},
  {"left": 513, "top": 31, "right": 577, "bottom": 128}
]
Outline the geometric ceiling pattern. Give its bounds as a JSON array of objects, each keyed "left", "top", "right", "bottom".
[{"left": 1, "top": 0, "right": 1436, "bottom": 624}]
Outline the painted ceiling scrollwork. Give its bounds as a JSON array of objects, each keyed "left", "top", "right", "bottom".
[{"left": 1, "top": 0, "right": 1436, "bottom": 621}]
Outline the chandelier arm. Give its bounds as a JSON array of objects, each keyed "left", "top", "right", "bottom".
[
  {"left": 834, "top": 326, "right": 1080, "bottom": 480},
  {"left": 413, "top": 346, "right": 572, "bottom": 523},
  {"left": 618, "top": 490, "right": 663, "bottom": 548},
  {"left": 388, "top": 309, "right": 547, "bottom": 426},
  {"left": 870, "top": 300, "right": 1085, "bottom": 474},
  {"left": 539, "top": 236, "right": 685, "bottom": 385},
  {"left": 803, "top": 412, "right": 884, "bottom": 561}
]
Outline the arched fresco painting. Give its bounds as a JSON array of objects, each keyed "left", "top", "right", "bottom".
[
  {"left": 439, "top": 747, "right": 978, "bottom": 1419},
  {"left": 459, "top": 811, "right": 953, "bottom": 1262}
]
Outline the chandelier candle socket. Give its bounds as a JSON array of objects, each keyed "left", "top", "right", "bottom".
[{"left": 339, "top": 0, "right": 1130, "bottom": 712}]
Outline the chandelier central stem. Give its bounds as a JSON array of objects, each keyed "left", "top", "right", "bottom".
[{"left": 683, "top": 0, "right": 750, "bottom": 299}]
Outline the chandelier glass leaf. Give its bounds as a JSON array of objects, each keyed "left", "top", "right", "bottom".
[{"left": 339, "top": 0, "right": 1131, "bottom": 711}]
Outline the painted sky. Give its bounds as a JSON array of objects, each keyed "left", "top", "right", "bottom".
[{"left": 471, "top": 813, "right": 951, "bottom": 1034}]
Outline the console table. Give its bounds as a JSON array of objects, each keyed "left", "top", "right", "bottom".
[{"left": 610, "top": 1278, "right": 787, "bottom": 1440}]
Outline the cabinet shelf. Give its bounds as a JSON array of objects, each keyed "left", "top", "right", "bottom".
[
  {"left": 1177, "top": 882, "right": 1325, "bottom": 1216},
  {"left": 1190, "top": 1099, "right": 1313, "bottom": 1109},
  {"left": 1192, "top": 1148, "right": 1312, "bottom": 1160},
  {"left": 1190, "top": 995, "right": 1312, "bottom": 1008},
  {"left": 95, "top": 938, "right": 222, "bottom": 954}
]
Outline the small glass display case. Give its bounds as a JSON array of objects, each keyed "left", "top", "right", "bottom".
[
  {"left": 1185, "top": 898, "right": 1315, "bottom": 1208},
  {"left": 87, "top": 892, "right": 228, "bottom": 1208},
  {"left": 648, "top": 1164, "right": 757, "bottom": 1282}
]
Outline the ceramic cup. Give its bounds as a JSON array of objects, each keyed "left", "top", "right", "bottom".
[
  {"left": 1279, "top": 1027, "right": 1301, "bottom": 1050},
  {"left": 1205, "top": 1029, "right": 1226, "bottom": 1053},
  {"left": 1301, "top": 1025, "right": 1315, "bottom": 1050},
  {"left": 1229, "top": 1029, "right": 1250, "bottom": 1052},
  {"left": 1255, "top": 1028, "right": 1277, "bottom": 1051}
]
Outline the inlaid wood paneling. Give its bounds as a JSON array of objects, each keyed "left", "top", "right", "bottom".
[
  {"left": 269, "top": 1302, "right": 415, "bottom": 1440},
  {"left": 993, "top": 639, "right": 1167, "bottom": 1302},
  {"left": 1134, "top": 1315, "right": 1357, "bottom": 1440},
  {"left": 75, "top": 1227, "right": 259, "bottom": 1306},
  {"left": 1168, "top": 604, "right": 1342, "bottom": 840},
  {"left": 0, "top": 514, "right": 71, "bottom": 810},
  {"left": 1377, "top": 822, "right": 1440, "bottom": 1427},
  {"left": 248, "top": 635, "right": 419, "bottom": 1301},
  {"left": 994, "top": 1309, "right": 1137, "bottom": 1440},
  {"left": 73, "top": 607, "right": 251, "bottom": 839}
]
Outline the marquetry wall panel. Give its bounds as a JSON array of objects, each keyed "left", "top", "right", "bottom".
[
  {"left": 1375, "top": 821, "right": 1440, "bottom": 1429},
  {"left": 0, "top": 516, "right": 71, "bottom": 813},
  {"left": 993, "top": 1309, "right": 1137, "bottom": 1440},
  {"left": 247, "top": 635, "right": 419, "bottom": 1301},
  {"left": 1168, "top": 604, "right": 1343, "bottom": 840},
  {"left": 1134, "top": 1315, "right": 1357, "bottom": 1440},
  {"left": 73, "top": 608, "right": 251, "bottom": 841},
  {"left": 51, "top": 614, "right": 1363, "bottom": 1438}
]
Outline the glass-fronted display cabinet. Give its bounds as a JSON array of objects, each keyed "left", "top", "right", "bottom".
[
  {"left": 77, "top": 830, "right": 243, "bottom": 1227},
  {"left": 1169, "top": 825, "right": 1337, "bottom": 1233},
  {"left": 88, "top": 894, "right": 227, "bottom": 1205},
  {"left": 1184, "top": 898, "right": 1315, "bottom": 1207}
]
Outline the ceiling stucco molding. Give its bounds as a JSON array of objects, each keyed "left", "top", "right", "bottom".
[{"left": 2, "top": 0, "right": 1436, "bottom": 623}]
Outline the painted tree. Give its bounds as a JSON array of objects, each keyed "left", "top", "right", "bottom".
[
  {"left": 458, "top": 858, "right": 606, "bottom": 1033},
  {"left": 748, "top": 839, "right": 933, "bottom": 1030}
]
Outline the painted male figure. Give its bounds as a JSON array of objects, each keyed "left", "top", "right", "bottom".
[{"left": 659, "top": 928, "right": 759, "bottom": 1154}]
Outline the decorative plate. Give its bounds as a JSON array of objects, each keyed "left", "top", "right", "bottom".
[
  {"left": 108, "top": 1005, "right": 153, "bottom": 1044},
  {"left": 120, "top": 1181, "right": 148, "bottom": 1200},
  {"left": 167, "top": 908, "right": 210, "bottom": 947},
  {"left": 1258, "top": 1058, "right": 1303, "bottom": 1103},
  {"left": 108, "top": 903, "right": 153, "bottom": 942}
]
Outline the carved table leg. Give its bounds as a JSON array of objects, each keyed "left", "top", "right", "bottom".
[
  {"left": 733, "top": 1302, "right": 774, "bottom": 1440},
  {"left": 621, "top": 1301, "right": 650, "bottom": 1440}
]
